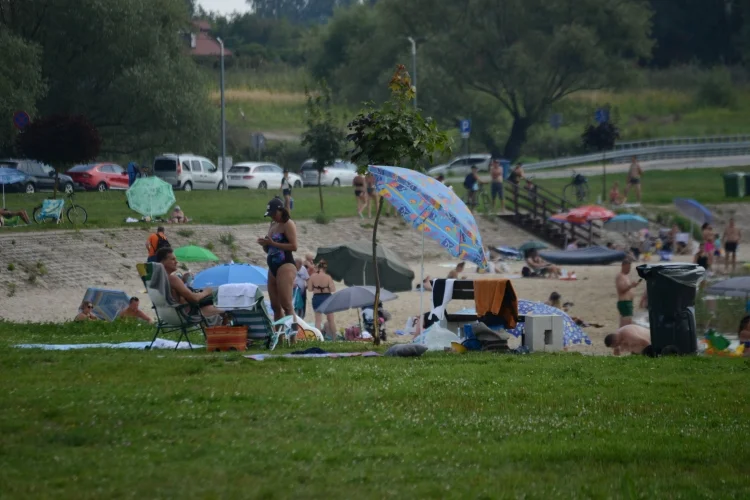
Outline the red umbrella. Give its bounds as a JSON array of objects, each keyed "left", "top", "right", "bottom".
[
  {"left": 549, "top": 212, "right": 588, "bottom": 225},
  {"left": 565, "top": 205, "right": 615, "bottom": 222}
]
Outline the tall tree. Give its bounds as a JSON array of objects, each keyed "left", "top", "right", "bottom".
[
  {"left": 0, "top": 0, "right": 216, "bottom": 157},
  {"left": 301, "top": 82, "right": 343, "bottom": 213},
  {"left": 247, "top": 0, "right": 359, "bottom": 23},
  {"left": 347, "top": 65, "right": 450, "bottom": 344},
  {"left": 0, "top": 31, "right": 46, "bottom": 157},
  {"left": 385, "top": 0, "right": 653, "bottom": 160},
  {"left": 16, "top": 115, "right": 101, "bottom": 198}
]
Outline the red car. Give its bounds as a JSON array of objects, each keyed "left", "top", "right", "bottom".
[{"left": 67, "top": 163, "right": 130, "bottom": 191}]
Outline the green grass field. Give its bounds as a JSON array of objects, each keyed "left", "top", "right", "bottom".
[
  {"left": 533, "top": 166, "right": 750, "bottom": 205},
  {"left": 1, "top": 186, "right": 363, "bottom": 230},
  {"left": 1, "top": 321, "right": 749, "bottom": 498},
  {"left": 2, "top": 166, "right": 748, "bottom": 231}
]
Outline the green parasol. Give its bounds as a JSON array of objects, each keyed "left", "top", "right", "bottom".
[
  {"left": 519, "top": 241, "right": 548, "bottom": 253},
  {"left": 173, "top": 245, "right": 219, "bottom": 263},
  {"left": 126, "top": 177, "right": 176, "bottom": 218}
]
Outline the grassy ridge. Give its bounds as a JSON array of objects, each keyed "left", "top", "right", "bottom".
[
  {"left": 533, "top": 166, "right": 750, "bottom": 205},
  {"left": 0, "top": 322, "right": 748, "bottom": 498},
  {"left": 1, "top": 166, "right": 746, "bottom": 231},
  {"left": 1, "top": 187, "right": 363, "bottom": 230}
]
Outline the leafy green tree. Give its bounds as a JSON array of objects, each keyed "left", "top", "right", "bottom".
[
  {"left": 0, "top": 0, "right": 216, "bottom": 157},
  {"left": 247, "top": 0, "right": 360, "bottom": 23},
  {"left": 16, "top": 115, "right": 101, "bottom": 198},
  {"left": 383, "top": 0, "right": 652, "bottom": 160},
  {"left": 347, "top": 65, "right": 450, "bottom": 344},
  {"left": 0, "top": 31, "right": 45, "bottom": 157},
  {"left": 301, "top": 82, "right": 344, "bottom": 214}
]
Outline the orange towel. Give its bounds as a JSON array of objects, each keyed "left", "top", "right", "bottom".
[{"left": 474, "top": 279, "right": 518, "bottom": 328}]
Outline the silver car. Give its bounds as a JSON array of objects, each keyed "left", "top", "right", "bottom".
[
  {"left": 152, "top": 153, "right": 225, "bottom": 191},
  {"left": 427, "top": 154, "right": 492, "bottom": 177},
  {"left": 300, "top": 159, "right": 359, "bottom": 187}
]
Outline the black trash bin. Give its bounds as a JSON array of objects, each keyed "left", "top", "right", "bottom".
[{"left": 636, "top": 263, "right": 706, "bottom": 355}]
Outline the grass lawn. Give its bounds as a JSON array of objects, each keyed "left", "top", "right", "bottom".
[
  {"left": 1, "top": 321, "right": 749, "bottom": 498},
  {"left": 1, "top": 187, "right": 360, "bottom": 230},
  {"left": 533, "top": 166, "right": 750, "bottom": 206}
]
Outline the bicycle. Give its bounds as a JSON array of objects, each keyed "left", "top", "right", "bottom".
[
  {"left": 33, "top": 190, "right": 88, "bottom": 225},
  {"left": 562, "top": 171, "right": 589, "bottom": 203},
  {"left": 465, "top": 184, "right": 491, "bottom": 214}
]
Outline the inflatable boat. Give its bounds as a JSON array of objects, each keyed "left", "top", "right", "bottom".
[{"left": 539, "top": 246, "right": 626, "bottom": 265}]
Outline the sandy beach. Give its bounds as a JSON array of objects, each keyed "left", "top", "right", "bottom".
[{"left": 1, "top": 208, "right": 747, "bottom": 355}]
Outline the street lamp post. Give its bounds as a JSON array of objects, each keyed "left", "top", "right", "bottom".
[
  {"left": 407, "top": 36, "right": 417, "bottom": 110},
  {"left": 217, "top": 37, "right": 227, "bottom": 189}
]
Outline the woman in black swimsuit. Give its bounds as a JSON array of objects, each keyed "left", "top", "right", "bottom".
[
  {"left": 353, "top": 173, "right": 366, "bottom": 219},
  {"left": 257, "top": 198, "right": 298, "bottom": 323},
  {"left": 307, "top": 259, "right": 337, "bottom": 338},
  {"left": 694, "top": 242, "right": 712, "bottom": 273},
  {"left": 280, "top": 170, "right": 293, "bottom": 211}
]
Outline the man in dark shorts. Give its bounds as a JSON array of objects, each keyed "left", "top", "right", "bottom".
[
  {"left": 489, "top": 159, "right": 504, "bottom": 213},
  {"left": 463, "top": 166, "right": 480, "bottom": 211},
  {"left": 624, "top": 156, "right": 643, "bottom": 203},
  {"left": 723, "top": 217, "right": 741, "bottom": 273}
]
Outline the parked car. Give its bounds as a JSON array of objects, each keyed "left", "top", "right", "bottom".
[
  {"left": 152, "top": 153, "right": 224, "bottom": 191},
  {"left": 300, "top": 159, "right": 359, "bottom": 187},
  {"left": 66, "top": 163, "right": 130, "bottom": 191},
  {"left": 0, "top": 159, "right": 80, "bottom": 194},
  {"left": 227, "top": 162, "right": 303, "bottom": 190},
  {"left": 427, "top": 154, "right": 492, "bottom": 177}
]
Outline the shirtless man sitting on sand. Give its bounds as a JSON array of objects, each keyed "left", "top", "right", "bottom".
[
  {"left": 604, "top": 324, "right": 651, "bottom": 356},
  {"left": 615, "top": 259, "right": 641, "bottom": 327},
  {"left": 722, "top": 217, "right": 741, "bottom": 273}
]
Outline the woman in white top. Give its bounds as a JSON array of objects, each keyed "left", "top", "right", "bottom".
[{"left": 280, "top": 170, "right": 293, "bottom": 211}]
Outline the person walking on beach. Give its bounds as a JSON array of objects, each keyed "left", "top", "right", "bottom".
[
  {"left": 353, "top": 172, "right": 366, "bottom": 219},
  {"left": 615, "top": 259, "right": 641, "bottom": 327},
  {"left": 365, "top": 171, "right": 377, "bottom": 219},
  {"left": 489, "top": 159, "right": 504, "bottom": 213},
  {"left": 723, "top": 217, "right": 741, "bottom": 273},
  {"left": 146, "top": 226, "right": 170, "bottom": 262},
  {"left": 463, "top": 165, "right": 481, "bottom": 211},
  {"left": 280, "top": 169, "right": 293, "bottom": 211},
  {"left": 623, "top": 156, "right": 643, "bottom": 203}
]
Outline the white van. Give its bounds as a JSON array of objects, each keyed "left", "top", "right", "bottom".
[{"left": 152, "top": 153, "right": 225, "bottom": 191}]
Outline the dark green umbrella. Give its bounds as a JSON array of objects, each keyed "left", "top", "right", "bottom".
[
  {"left": 315, "top": 242, "right": 415, "bottom": 293},
  {"left": 519, "top": 241, "right": 548, "bottom": 253}
]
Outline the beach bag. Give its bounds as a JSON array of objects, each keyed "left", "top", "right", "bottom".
[{"left": 522, "top": 266, "right": 532, "bottom": 277}]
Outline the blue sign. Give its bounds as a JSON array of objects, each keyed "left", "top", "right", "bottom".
[
  {"left": 595, "top": 108, "right": 609, "bottom": 124},
  {"left": 550, "top": 113, "right": 563, "bottom": 130},
  {"left": 12, "top": 111, "right": 30, "bottom": 130},
  {"left": 459, "top": 119, "right": 471, "bottom": 138}
]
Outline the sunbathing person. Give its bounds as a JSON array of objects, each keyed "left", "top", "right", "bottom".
[
  {"left": 0, "top": 207, "right": 30, "bottom": 225},
  {"left": 526, "top": 249, "right": 561, "bottom": 278},
  {"left": 416, "top": 276, "right": 433, "bottom": 291},
  {"left": 609, "top": 182, "right": 625, "bottom": 206},
  {"left": 118, "top": 297, "right": 153, "bottom": 324},
  {"left": 546, "top": 292, "right": 604, "bottom": 327},
  {"left": 154, "top": 247, "right": 224, "bottom": 324},
  {"left": 447, "top": 262, "right": 467, "bottom": 279},
  {"left": 604, "top": 324, "right": 651, "bottom": 356},
  {"left": 74, "top": 301, "right": 99, "bottom": 321},
  {"left": 169, "top": 205, "right": 189, "bottom": 224}
]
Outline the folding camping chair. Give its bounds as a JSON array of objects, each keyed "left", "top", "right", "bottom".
[
  {"left": 224, "top": 295, "right": 275, "bottom": 349},
  {"left": 136, "top": 262, "right": 207, "bottom": 350},
  {"left": 34, "top": 199, "right": 65, "bottom": 224}
]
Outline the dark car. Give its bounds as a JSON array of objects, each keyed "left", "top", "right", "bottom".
[{"left": 0, "top": 159, "right": 80, "bottom": 194}]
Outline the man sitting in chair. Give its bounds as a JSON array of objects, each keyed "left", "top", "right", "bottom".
[
  {"left": 0, "top": 207, "right": 30, "bottom": 225},
  {"left": 154, "top": 247, "right": 224, "bottom": 324}
]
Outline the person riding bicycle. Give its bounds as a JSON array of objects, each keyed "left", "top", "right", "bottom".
[{"left": 463, "top": 166, "right": 481, "bottom": 211}]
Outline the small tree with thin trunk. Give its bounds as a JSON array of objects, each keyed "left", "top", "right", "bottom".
[
  {"left": 16, "top": 114, "right": 101, "bottom": 198},
  {"left": 346, "top": 65, "right": 450, "bottom": 345},
  {"left": 301, "top": 82, "right": 343, "bottom": 215},
  {"left": 582, "top": 120, "right": 620, "bottom": 202}
]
